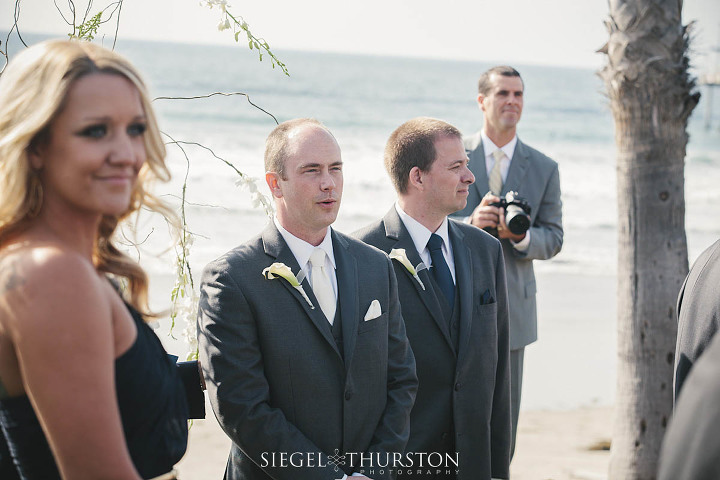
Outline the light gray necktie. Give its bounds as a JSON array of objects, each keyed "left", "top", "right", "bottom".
[
  {"left": 489, "top": 149, "right": 505, "bottom": 196},
  {"left": 309, "top": 248, "right": 336, "bottom": 324}
]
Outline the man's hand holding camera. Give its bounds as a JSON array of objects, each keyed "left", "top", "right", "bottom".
[{"left": 469, "top": 191, "right": 532, "bottom": 242}]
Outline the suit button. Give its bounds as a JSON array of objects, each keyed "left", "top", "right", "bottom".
[
  {"left": 345, "top": 390, "right": 353, "bottom": 400},
  {"left": 454, "top": 382, "right": 462, "bottom": 391},
  {"left": 441, "top": 432, "right": 448, "bottom": 440}
]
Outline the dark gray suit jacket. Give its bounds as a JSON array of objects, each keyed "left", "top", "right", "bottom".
[
  {"left": 660, "top": 332, "right": 720, "bottom": 479},
  {"left": 452, "top": 133, "right": 563, "bottom": 350},
  {"left": 674, "top": 238, "right": 720, "bottom": 400},
  {"left": 198, "top": 223, "right": 418, "bottom": 480},
  {"left": 354, "top": 209, "right": 511, "bottom": 480}
]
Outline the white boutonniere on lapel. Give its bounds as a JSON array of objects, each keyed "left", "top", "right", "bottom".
[
  {"left": 389, "top": 248, "right": 427, "bottom": 290},
  {"left": 262, "top": 263, "right": 314, "bottom": 309}
]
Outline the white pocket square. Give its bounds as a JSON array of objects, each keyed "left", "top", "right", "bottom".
[{"left": 364, "top": 299, "right": 382, "bottom": 321}]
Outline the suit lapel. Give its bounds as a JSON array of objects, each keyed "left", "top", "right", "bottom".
[
  {"left": 383, "top": 208, "right": 454, "bottom": 350},
  {"left": 262, "top": 223, "right": 341, "bottom": 357},
  {"left": 502, "top": 138, "right": 530, "bottom": 195},
  {"left": 333, "top": 232, "right": 359, "bottom": 371},
  {"left": 468, "top": 135, "right": 490, "bottom": 199},
  {"left": 449, "top": 221, "right": 474, "bottom": 365}
]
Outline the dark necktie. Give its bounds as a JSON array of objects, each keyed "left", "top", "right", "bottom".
[{"left": 427, "top": 233, "right": 454, "bottom": 307}]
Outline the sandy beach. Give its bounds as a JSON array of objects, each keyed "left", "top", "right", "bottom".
[
  {"left": 168, "top": 269, "right": 617, "bottom": 479},
  {"left": 176, "top": 400, "right": 613, "bottom": 480}
]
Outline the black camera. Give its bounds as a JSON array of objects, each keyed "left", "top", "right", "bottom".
[{"left": 485, "top": 191, "right": 532, "bottom": 237}]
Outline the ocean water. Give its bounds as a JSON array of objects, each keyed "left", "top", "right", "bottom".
[
  {"left": 6, "top": 34, "right": 717, "bottom": 274},
  {"left": 107, "top": 38, "right": 720, "bottom": 278},
  {"left": 3, "top": 35, "right": 720, "bottom": 409}
]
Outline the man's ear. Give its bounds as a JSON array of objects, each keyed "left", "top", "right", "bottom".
[
  {"left": 477, "top": 93, "right": 486, "bottom": 113},
  {"left": 265, "top": 172, "right": 283, "bottom": 198},
  {"left": 408, "top": 166, "right": 424, "bottom": 191}
]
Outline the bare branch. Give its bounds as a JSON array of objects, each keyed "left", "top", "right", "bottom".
[
  {"left": 81, "top": 0, "right": 93, "bottom": 26},
  {"left": 52, "top": 0, "right": 74, "bottom": 27},
  {"left": 1, "top": 0, "right": 29, "bottom": 75},
  {"left": 153, "top": 91, "right": 279, "bottom": 125},
  {"left": 111, "top": 0, "right": 122, "bottom": 49}
]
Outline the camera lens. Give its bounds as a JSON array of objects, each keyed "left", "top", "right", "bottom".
[{"left": 505, "top": 205, "right": 530, "bottom": 235}]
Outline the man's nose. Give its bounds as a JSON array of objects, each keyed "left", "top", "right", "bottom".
[
  {"left": 319, "top": 170, "right": 337, "bottom": 190},
  {"left": 463, "top": 165, "right": 475, "bottom": 185}
]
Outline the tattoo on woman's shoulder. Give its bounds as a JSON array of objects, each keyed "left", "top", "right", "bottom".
[{"left": 0, "top": 261, "right": 25, "bottom": 295}]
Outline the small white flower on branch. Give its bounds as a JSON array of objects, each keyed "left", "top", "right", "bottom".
[
  {"left": 218, "top": 18, "right": 231, "bottom": 31},
  {"left": 235, "top": 175, "right": 274, "bottom": 217},
  {"left": 201, "top": 0, "right": 229, "bottom": 12}
]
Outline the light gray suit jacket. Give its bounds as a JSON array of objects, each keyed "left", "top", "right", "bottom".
[
  {"left": 453, "top": 133, "right": 563, "bottom": 350},
  {"left": 660, "top": 331, "right": 720, "bottom": 480},
  {"left": 674, "top": 238, "right": 720, "bottom": 400},
  {"left": 354, "top": 209, "right": 511, "bottom": 479},
  {"left": 198, "top": 223, "right": 418, "bottom": 480}
]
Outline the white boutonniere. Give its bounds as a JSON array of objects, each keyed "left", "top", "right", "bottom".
[
  {"left": 262, "top": 263, "right": 314, "bottom": 308},
  {"left": 389, "top": 248, "right": 427, "bottom": 290}
]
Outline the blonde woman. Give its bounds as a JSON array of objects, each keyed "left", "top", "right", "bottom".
[{"left": 0, "top": 40, "right": 188, "bottom": 479}]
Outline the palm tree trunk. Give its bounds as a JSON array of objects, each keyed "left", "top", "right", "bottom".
[{"left": 599, "top": 0, "right": 699, "bottom": 478}]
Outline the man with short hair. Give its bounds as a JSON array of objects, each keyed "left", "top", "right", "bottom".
[
  {"left": 355, "top": 117, "right": 511, "bottom": 480},
  {"left": 198, "top": 118, "right": 418, "bottom": 480},
  {"left": 452, "top": 66, "right": 563, "bottom": 457}
]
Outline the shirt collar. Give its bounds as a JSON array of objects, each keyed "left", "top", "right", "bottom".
[
  {"left": 273, "top": 217, "right": 336, "bottom": 270},
  {"left": 394, "top": 203, "right": 451, "bottom": 257},
  {"left": 481, "top": 130, "right": 518, "bottom": 161}
]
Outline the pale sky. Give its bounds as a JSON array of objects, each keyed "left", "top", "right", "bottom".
[{"left": 2, "top": 0, "right": 719, "bottom": 71}]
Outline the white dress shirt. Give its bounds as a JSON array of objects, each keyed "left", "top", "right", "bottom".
[
  {"left": 395, "top": 203, "right": 456, "bottom": 284},
  {"left": 481, "top": 130, "right": 517, "bottom": 184},
  {"left": 273, "top": 217, "right": 338, "bottom": 298},
  {"left": 479, "top": 131, "right": 531, "bottom": 252}
]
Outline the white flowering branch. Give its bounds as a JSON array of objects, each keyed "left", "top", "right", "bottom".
[
  {"left": 200, "top": 0, "right": 289, "bottom": 75},
  {"left": 162, "top": 132, "right": 275, "bottom": 359}
]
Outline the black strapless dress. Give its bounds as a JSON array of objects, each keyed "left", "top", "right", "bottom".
[{"left": 0, "top": 305, "right": 189, "bottom": 479}]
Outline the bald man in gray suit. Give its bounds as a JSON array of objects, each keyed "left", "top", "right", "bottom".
[
  {"left": 452, "top": 66, "right": 563, "bottom": 457},
  {"left": 198, "top": 118, "right": 417, "bottom": 480}
]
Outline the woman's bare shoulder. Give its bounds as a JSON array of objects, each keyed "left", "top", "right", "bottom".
[
  {"left": 0, "top": 243, "right": 110, "bottom": 332},
  {"left": 1, "top": 244, "right": 98, "bottom": 293}
]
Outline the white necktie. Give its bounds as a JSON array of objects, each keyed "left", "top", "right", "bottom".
[
  {"left": 489, "top": 149, "right": 505, "bottom": 196},
  {"left": 309, "top": 248, "right": 336, "bottom": 324}
]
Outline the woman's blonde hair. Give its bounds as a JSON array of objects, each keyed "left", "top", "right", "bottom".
[{"left": 0, "top": 39, "right": 176, "bottom": 316}]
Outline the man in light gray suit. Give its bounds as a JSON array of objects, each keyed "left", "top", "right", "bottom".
[
  {"left": 674, "top": 238, "right": 720, "bottom": 401},
  {"left": 452, "top": 66, "right": 563, "bottom": 457},
  {"left": 355, "top": 117, "right": 511, "bottom": 480},
  {"left": 198, "top": 118, "right": 417, "bottom": 480},
  {"left": 660, "top": 331, "right": 720, "bottom": 479}
]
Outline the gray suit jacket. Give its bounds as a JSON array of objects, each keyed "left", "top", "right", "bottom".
[
  {"left": 674, "top": 238, "right": 720, "bottom": 400},
  {"left": 660, "top": 332, "right": 720, "bottom": 480},
  {"left": 452, "top": 133, "right": 563, "bottom": 349},
  {"left": 197, "top": 223, "right": 418, "bottom": 480},
  {"left": 354, "top": 209, "right": 511, "bottom": 480}
]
